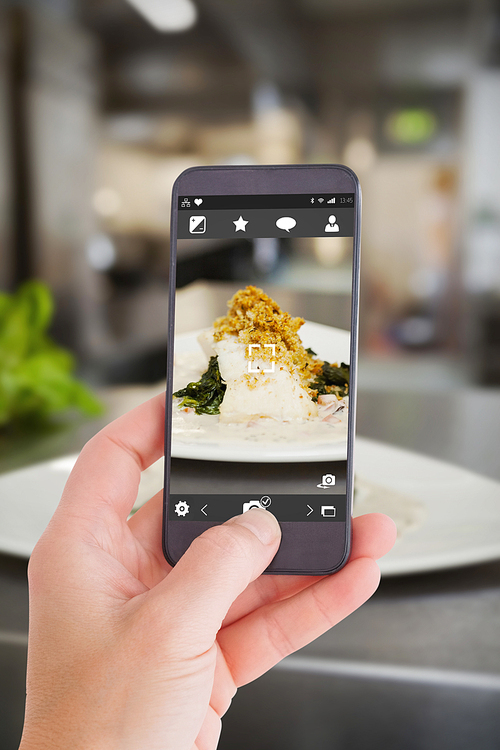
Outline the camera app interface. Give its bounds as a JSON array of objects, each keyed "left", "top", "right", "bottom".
[{"left": 168, "top": 192, "right": 355, "bottom": 523}]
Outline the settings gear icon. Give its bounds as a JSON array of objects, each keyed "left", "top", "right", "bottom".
[{"left": 174, "top": 500, "right": 190, "bottom": 517}]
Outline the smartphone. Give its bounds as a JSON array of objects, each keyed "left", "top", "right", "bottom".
[{"left": 163, "top": 165, "right": 360, "bottom": 575}]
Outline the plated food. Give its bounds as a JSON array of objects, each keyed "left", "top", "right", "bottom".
[{"left": 172, "top": 286, "right": 350, "bottom": 459}]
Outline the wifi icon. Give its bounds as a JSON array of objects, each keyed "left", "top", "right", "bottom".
[{"left": 317, "top": 197, "right": 324, "bottom": 203}]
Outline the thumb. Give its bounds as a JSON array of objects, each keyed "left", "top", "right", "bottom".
[{"left": 150, "top": 509, "right": 281, "bottom": 650}]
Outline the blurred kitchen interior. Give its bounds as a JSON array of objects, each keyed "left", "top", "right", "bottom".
[
  {"left": 3, "top": 4, "right": 500, "bottom": 749},
  {"left": 1, "top": 0, "right": 500, "bottom": 389}
]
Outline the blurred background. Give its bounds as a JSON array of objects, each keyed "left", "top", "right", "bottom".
[
  {"left": 1, "top": 0, "right": 499, "bottom": 389},
  {"left": 2, "top": 0, "right": 500, "bottom": 748}
]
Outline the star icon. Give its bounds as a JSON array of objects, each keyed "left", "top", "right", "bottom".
[{"left": 233, "top": 215, "right": 248, "bottom": 232}]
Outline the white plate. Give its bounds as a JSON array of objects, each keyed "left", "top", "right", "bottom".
[
  {"left": 0, "top": 454, "right": 160, "bottom": 560},
  {"left": 356, "top": 438, "right": 500, "bottom": 576},
  {"left": 173, "top": 321, "right": 350, "bottom": 463},
  {"left": 2, "top": 438, "right": 500, "bottom": 577}
]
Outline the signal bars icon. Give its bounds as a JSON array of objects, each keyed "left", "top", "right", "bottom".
[{"left": 310, "top": 196, "right": 336, "bottom": 204}]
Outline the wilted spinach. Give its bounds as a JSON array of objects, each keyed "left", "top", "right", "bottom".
[
  {"left": 309, "top": 361, "right": 349, "bottom": 400},
  {"left": 174, "top": 356, "right": 226, "bottom": 415}
]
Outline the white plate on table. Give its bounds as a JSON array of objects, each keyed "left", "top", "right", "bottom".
[
  {"left": 356, "top": 438, "right": 500, "bottom": 576},
  {"left": 173, "top": 321, "right": 350, "bottom": 463},
  {"left": 2, "top": 437, "right": 500, "bottom": 577}
]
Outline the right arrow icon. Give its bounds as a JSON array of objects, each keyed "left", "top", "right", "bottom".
[{"left": 306, "top": 505, "right": 314, "bottom": 516}]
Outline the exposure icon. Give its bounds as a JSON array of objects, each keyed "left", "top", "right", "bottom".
[{"left": 189, "top": 215, "right": 206, "bottom": 234}]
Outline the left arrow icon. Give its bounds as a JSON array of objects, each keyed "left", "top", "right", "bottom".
[{"left": 201, "top": 504, "right": 208, "bottom": 516}]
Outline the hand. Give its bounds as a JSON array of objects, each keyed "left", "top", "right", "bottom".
[{"left": 20, "top": 393, "right": 396, "bottom": 750}]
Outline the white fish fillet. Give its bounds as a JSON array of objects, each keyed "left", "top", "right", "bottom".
[
  {"left": 197, "top": 329, "right": 216, "bottom": 359},
  {"left": 212, "top": 333, "right": 318, "bottom": 423}
]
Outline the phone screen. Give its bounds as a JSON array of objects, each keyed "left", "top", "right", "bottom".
[{"left": 165, "top": 187, "right": 357, "bottom": 568}]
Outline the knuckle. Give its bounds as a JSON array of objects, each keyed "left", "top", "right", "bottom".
[
  {"left": 27, "top": 533, "right": 63, "bottom": 595},
  {"left": 265, "top": 608, "right": 297, "bottom": 661},
  {"left": 27, "top": 544, "right": 47, "bottom": 594}
]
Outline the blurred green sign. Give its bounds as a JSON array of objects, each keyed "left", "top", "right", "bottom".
[{"left": 385, "top": 108, "right": 438, "bottom": 145}]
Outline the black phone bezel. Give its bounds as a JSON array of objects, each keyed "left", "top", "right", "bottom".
[{"left": 163, "top": 164, "right": 361, "bottom": 576}]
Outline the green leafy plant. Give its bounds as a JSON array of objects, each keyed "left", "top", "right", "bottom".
[
  {"left": 0, "top": 280, "right": 103, "bottom": 429},
  {"left": 174, "top": 355, "right": 226, "bottom": 415}
]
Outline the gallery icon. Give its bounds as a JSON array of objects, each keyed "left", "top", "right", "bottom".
[
  {"left": 324, "top": 215, "right": 340, "bottom": 233},
  {"left": 321, "top": 505, "right": 337, "bottom": 518},
  {"left": 233, "top": 215, "right": 248, "bottom": 232},
  {"left": 189, "top": 215, "right": 206, "bottom": 234},
  {"left": 317, "top": 473, "right": 336, "bottom": 489}
]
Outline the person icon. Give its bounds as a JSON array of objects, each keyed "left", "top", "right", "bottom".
[{"left": 324, "top": 214, "right": 340, "bottom": 232}]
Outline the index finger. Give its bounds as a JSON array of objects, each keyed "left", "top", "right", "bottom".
[{"left": 58, "top": 392, "right": 165, "bottom": 522}]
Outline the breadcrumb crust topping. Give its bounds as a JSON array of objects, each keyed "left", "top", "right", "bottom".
[{"left": 213, "top": 285, "right": 322, "bottom": 386}]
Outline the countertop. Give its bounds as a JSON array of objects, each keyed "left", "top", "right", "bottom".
[{"left": 2, "top": 386, "right": 500, "bottom": 675}]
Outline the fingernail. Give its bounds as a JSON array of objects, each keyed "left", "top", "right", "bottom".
[{"left": 232, "top": 508, "right": 281, "bottom": 545}]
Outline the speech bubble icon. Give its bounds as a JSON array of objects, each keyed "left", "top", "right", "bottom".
[{"left": 276, "top": 216, "right": 296, "bottom": 232}]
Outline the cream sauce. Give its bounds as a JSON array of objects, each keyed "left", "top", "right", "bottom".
[{"left": 172, "top": 351, "right": 348, "bottom": 450}]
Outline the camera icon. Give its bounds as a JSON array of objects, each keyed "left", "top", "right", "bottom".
[
  {"left": 243, "top": 500, "right": 263, "bottom": 513},
  {"left": 317, "top": 473, "right": 336, "bottom": 489}
]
